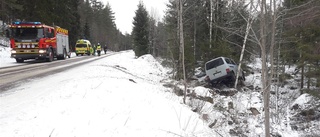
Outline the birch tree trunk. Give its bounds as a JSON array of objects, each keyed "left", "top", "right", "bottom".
[
  {"left": 234, "top": 0, "right": 254, "bottom": 88},
  {"left": 267, "top": 0, "right": 276, "bottom": 130},
  {"left": 209, "top": 0, "right": 213, "bottom": 49},
  {"left": 193, "top": 16, "right": 197, "bottom": 62},
  {"left": 260, "top": 0, "right": 270, "bottom": 136},
  {"left": 178, "top": 0, "right": 186, "bottom": 104}
]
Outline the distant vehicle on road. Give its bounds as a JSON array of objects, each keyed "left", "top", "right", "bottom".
[{"left": 75, "top": 39, "right": 93, "bottom": 56}]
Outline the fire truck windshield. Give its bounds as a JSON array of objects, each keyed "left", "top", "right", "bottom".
[{"left": 12, "top": 28, "right": 44, "bottom": 40}]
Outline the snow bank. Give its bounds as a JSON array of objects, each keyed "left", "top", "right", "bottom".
[
  {"left": 0, "top": 37, "right": 10, "bottom": 47},
  {"left": 137, "top": 54, "right": 166, "bottom": 75},
  {"left": 193, "top": 86, "right": 211, "bottom": 97},
  {"left": 291, "top": 93, "right": 313, "bottom": 109},
  {"left": 0, "top": 50, "right": 214, "bottom": 137},
  {"left": 247, "top": 58, "right": 262, "bottom": 70},
  {"left": 0, "top": 46, "right": 15, "bottom": 66}
]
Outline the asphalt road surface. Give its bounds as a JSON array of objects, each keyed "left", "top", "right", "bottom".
[{"left": 0, "top": 53, "right": 114, "bottom": 92}]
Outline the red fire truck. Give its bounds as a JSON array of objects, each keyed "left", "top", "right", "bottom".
[{"left": 9, "top": 22, "right": 70, "bottom": 63}]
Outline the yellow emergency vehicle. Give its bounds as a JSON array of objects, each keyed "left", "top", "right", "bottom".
[{"left": 75, "top": 39, "right": 92, "bottom": 56}]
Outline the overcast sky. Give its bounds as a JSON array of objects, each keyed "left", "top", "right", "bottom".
[{"left": 101, "top": 0, "right": 168, "bottom": 34}]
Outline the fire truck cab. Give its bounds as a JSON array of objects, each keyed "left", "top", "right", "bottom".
[{"left": 9, "top": 21, "right": 70, "bottom": 63}]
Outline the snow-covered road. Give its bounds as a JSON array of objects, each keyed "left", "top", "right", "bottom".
[{"left": 0, "top": 50, "right": 212, "bottom": 137}]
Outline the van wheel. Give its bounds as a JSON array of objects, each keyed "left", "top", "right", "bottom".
[{"left": 228, "top": 72, "right": 236, "bottom": 88}]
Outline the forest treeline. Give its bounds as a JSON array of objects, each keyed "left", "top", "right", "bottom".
[
  {"left": 1, "top": 0, "right": 319, "bottom": 88},
  {"left": 131, "top": 0, "right": 320, "bottom": 89}
]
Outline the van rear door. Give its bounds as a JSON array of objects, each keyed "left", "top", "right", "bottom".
[{"left": 205, "top": 57, "right": 227, "bottom": 81}]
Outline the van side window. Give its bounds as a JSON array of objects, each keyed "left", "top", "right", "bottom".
[
  {"left": 225, "top": 58, "right": 236, "bottom": 65},
  {"left": 206, "top": 58, "right": 224, "bottom": 70}
]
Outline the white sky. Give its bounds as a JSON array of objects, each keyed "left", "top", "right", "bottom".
[{"left": 101, "top": 0, "right": 168, "bottom": 34}]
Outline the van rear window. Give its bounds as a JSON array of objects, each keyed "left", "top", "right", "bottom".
[
  {"left": 206, "top": 58, "right": 224, "bottom": 70},
  {"left": 76, "top": 44, "right": 87, "bottom": 48}
]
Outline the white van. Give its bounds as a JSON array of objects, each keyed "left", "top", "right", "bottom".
[{"left": 204, "top": 57, "right": 245, "bottom": 87}]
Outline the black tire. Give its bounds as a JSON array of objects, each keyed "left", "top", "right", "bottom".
[
  {"left": 62, "top": 49, "right": 67, "bottom": 60},
  {"left": 16, "top": 58, "right": 24, "bottom": 63},
  {"left": 46, "top": 49, "right": 54, "bottom": 62},
  {"left": 57, "top": 49, "right": 67, "bottom": 60},
  {"left": 228, "top": 72, "right": 236, "bottom": 88}
]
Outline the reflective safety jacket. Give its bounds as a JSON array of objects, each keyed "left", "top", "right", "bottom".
[{"left": 96, "top": 45, "right": 101, "bottom": 51}]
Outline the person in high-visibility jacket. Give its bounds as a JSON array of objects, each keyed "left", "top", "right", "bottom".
[{"left": 96, "top": 43, "right": 101, "bottom": 56}]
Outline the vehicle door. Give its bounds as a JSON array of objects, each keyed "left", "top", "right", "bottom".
[{"left": 206, "top": 57, "right": 225, "bottom": 81}]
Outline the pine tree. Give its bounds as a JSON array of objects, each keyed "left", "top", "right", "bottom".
[
  {"left": 132, "top": 1, "right": 149, "bottom": 57},
  {"left": 83, "top": 20, "right": 90, "bottom": 40},
  {"left": 282, "top": 0, "right": 320, "bottom": 91},
  {"left": 0, "top": 0, "right": 22, "bottom": 23}
]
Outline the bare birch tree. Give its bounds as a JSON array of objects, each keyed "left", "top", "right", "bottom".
[
  {"left": 209, "top": 0, "right": 213, "bottom": 49},
  {"left": 234, "top": 0, "right": 254, "bottom": 88},
  {"left": 260, "top": 0, "right": 271, "bottom": 136},
  {"left": 176, "top": 0, "right": 187, "bottom": 104}
]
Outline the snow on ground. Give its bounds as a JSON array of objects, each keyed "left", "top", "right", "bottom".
[
  {"left": 1, "top": 42, "right": 319, "bottom": 137},
  {"left": 0, "top": 48, "right": 216, "bottom": 137},
  {"left": 0, "top": 46, "right": 15, "bottom": 65},
  {"left": 0, "top": 38, "right": 16, "bottom": 67}
]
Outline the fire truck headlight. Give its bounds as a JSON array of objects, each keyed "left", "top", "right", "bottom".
[
  {"left": 39, "top": 50, "right": 46, "bottom": 53},
  {"left": 11, "top": 50, "right": 17, "bottom": 54}
]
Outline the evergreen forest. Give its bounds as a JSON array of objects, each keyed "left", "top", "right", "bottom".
[{"left": 1, "top": 0, "right": 319, "bottom": 89}]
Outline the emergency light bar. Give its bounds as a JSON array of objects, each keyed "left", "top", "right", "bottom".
[{"left": 13, "top": 22, "right": 42, "bottom": 25}]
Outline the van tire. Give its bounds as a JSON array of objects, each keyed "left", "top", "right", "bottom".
[{"left": 228, "top": 72, "right": 236, "bottom": 88}]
